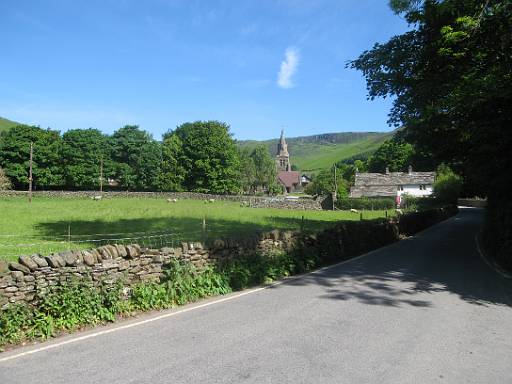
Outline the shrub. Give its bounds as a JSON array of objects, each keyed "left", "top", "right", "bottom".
[
  {"left": 433, "top": 164, "right": 463, "bottom": 204},
  {"left": 335, "top": 197, "right": 395, "bottom": 210},
  {"left": 0, "top": 167, "right": 11, "bottom": 190}
]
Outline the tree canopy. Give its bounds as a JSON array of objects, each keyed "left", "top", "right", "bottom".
[
  {"left": 164, "top": 121, "right": 241, "bottom": 194},
  {"left": 351, "top": 0, "right": 511, "bottom": 267}
]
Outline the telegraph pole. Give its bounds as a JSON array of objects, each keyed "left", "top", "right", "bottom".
[
  {"left": 332, "top": 163, "right": 337, "bottom": 210},
  {"left": 99, "top": 156, "right": 103, "bottom": 194},
  {"left": 28, "top": 142, "right": 33, "bottom": 203}
]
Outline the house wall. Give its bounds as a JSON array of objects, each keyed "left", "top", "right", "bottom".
[{"left": 397, "top": 184, "right": 433, "bottom": 197}]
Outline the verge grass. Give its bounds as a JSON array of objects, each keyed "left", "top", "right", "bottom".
[{"left": 0, "top": 196, "right": 393, "bottom": 261}]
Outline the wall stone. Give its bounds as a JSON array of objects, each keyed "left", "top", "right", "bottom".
[
  {"left": 0, "top": 229, "right": 301, "bottom": 309},
  {"left": 0, "top": 205, "right": 458, "bottom": 309}
]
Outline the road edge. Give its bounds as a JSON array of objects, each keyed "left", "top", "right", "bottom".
[
  {"left": 0, "top": 211, "right": 460, "bottom": 363},
  {"left": 475, "top": 231, "right": 512, "bottom": 279}
]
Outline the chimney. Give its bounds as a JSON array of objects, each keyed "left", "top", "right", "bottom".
[
  {"left": 408, "top": 165, "right": 413, "bottom": 174},
  {"left": 385, "top": 166, "right": 389, "bottom": 174}
]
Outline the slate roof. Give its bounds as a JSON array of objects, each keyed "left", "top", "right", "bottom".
[
  {"left": 350, "top": 171, "right": 435, "bottom": 198},
  {"left": 277, "top": 171, "right": 300, "bottom": 188}
]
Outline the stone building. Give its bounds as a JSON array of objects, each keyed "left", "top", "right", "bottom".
[
  {"left": 350, "top": 165, "right": 435, "bottom": 205},
  {"left": 275, "top": 130, "right": 300, "bottom": 193}
]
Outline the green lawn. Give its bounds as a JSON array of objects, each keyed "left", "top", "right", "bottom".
[{"left": 0, "top": 197, "right": 393, "bottom": 261}]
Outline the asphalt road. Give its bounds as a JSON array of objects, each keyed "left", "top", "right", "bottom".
[{"left": 1, "top": 208, "right": 511, "bottom": 383}]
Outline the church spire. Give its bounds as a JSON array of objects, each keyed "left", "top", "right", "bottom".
[
  {"left": 277, "top": 129, "right": 289, "bottom": 157},
  {"left": 276, "top": 129, "right": 290, "bottom": 171}
]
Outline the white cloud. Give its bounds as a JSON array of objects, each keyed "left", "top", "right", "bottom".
[{"left": 277, "top": 47, "right": 299, "bottom": 89}]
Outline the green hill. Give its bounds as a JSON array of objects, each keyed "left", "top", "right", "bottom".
[
  {"left": 238, "top": 131, "right": 394, "bottom": 172},
  {"left": 0, "top": 117, "right": 20, "bottom": 133}
]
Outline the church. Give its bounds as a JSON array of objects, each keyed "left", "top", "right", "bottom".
[{"left": 275, "top": 130, "right": 301, "bottom": 193}]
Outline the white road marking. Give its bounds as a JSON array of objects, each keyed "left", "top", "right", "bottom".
[
  {"left": 0, "top": 249, "right": 381, "bottom": 364},
  {"left": 1, "top": 214, "right": 458, "bottom": 364}
]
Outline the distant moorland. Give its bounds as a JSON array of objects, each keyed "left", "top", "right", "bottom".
[{"left": 238, "top": 131, "right": 394, "bottom": 172}]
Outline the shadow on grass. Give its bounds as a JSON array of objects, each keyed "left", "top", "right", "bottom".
[
  {"left": 35, "top": 209, "right": 512, "bottom": 309},
  {"left": 33, "top": 215, "right": 337, "bottom": 245}
]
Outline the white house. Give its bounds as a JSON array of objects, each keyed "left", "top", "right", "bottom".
[{"left": 349, "top": 166, "right": 435, "bottom": 203}]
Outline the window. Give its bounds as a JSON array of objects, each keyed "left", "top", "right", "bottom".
[
  {"left": 397, "top": 185, "right": 403, "bottom": 191},
  {"left": 419, "top": 185, "right": 426, "bottom": 190}
]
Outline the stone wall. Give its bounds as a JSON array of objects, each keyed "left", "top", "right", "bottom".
[
  {"left": 0, "top": 205, "right": 458, "bottom": 309},
  {"left": 0, "top": 190, "right": 323, "bottom": 210},
  {"left": 0, "top": 229, "right": 300, "bottom": 308}
]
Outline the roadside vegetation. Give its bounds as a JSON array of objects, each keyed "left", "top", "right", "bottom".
[{"left": 0, "top": 249, "right": 321, "bottom": 350}]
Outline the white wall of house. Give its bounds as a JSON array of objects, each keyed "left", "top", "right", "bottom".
[{"left": 397, "top": 184, "right": 433, "bottom": 197}]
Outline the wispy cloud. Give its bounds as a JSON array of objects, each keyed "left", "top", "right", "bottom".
[{"left": 277, "top": 47, "right": 299, "bottom": 89}]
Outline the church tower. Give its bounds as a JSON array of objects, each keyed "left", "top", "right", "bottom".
[{"left": 276, "top": 129, "right": 291, "bottom": 171}]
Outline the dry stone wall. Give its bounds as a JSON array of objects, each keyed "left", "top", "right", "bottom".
[
  {"left": 0, "top": 205, "right": 458, "bottom": 309},
  {"left": 0, "top": 229, "right": 300, "bottom": 309}
]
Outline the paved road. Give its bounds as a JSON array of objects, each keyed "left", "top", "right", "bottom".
[{"left": 1, "top": 208, "right": 511, "bottom": 383}]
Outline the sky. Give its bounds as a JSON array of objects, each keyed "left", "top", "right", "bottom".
[{"left": 0, "top": 0, "right": 409, "bottom": 140}]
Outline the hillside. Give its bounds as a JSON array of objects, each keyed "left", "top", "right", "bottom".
[
  {"left": 0, "top": 117, "right": 20, "bottom": 133},
  {"left": 238, "top": 131, "right": 394, "bottom": 172}
]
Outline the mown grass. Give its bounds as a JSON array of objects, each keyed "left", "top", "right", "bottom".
[{"left": 0, "top": 196, "right": 393, "bottom": 261}]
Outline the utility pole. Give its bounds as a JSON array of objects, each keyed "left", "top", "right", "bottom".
[
  {"left": 332, "top": 163, "right": 337, "bottom": 210},
  {"left": 28, "top": 142, "right": 33, "bottom": 203},
  {"left": 99, "top": 156, "right": 103, "bottom": 194}
]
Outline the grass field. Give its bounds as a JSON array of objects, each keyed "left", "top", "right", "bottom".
[{"left": 0, "top": 197, "right": 393, "bottom": 261}]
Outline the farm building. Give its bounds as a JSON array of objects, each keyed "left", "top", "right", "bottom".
[{"left": 350, "top": 166, "right": 435, "bottom": 202}]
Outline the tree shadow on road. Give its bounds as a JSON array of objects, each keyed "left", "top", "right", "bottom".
[{"left": 276, "top": 210, "right": 512, "bottom": 309}]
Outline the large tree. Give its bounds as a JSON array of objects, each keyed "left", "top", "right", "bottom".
[
  {"left": 0, "top": 125, "right": 63, "bottom": 189},
  {"left": 159, "top": 134, "right": 186, "bottom": 191},
  {"left": 110, "top": 125, "right": 162, "bottom": 190},
  {"left": 367, "top": 138, "right": 414, "bottom": 173},
  {"left": 350, "top": 0, "right": 512, "bottom": 267},
  {"left": 165, "top": 121, "right": 241, "bottom": 194},
  {"left": 61, "top": 128, "right": 112, "bottom": 190}
]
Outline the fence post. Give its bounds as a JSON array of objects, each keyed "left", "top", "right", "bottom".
[
  {"left": 360, "top": 212, "right": 363, "bottom": 221},
  {"left": 202, "top": 215, "right": 207, "bottom": 244},
  {"left": 67, "top": 224, "right": 71, "bottom": 249}
]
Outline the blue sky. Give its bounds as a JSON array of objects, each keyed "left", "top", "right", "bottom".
[{"left": 0, "top": 0, "right": 409, "bottom": 140}]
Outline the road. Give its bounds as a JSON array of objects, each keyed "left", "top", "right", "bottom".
[{"left": 1, "top": 208, "right": 511, "bottom": 383}]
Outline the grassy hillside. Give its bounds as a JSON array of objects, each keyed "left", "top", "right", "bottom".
[
  {"left": 0, "top": 117, "right": 20, "bottom": 132},
  {"left": 238, "top": 131, "right": 394, "bottom": 172}
]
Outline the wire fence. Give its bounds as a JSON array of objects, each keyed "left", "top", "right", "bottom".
[{"left": 0, "top": 230, "right": 210, "bottom": 259}]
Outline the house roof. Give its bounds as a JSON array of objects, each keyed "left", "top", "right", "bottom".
[
  {"left": 350, "top": 170, "right": 435, "bottom": 198},
  {"left": 277, "top": 171, "right": 300, "bottom": 188}
]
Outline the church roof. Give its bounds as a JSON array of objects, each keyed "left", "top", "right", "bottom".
[{"left": 277, "top": 171, "right": 300, "bottom": 188}]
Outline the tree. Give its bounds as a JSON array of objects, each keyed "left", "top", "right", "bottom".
[
  {"left": 367, "top": 138, "right": 414, "bottom": 173},
  {"left": 433, "top": 164, "right": 463, "bottom": 204},
  {"left": 0, "top": 167, "right": 11, "bottom": 190},
  {"left": 238, "top": 147, "right": 256, "bottom": 194},
  {"left": 110, "top": 125, "right": 161, "bottom": 190},
  {"left": 158, "top": 134, "right": 185, "bottom": 191},
  {"left": 251, "top": 145, "right": 278, "bottom": 194},
  {"left": 0, "top": 125, "right": 63, "bottom": 189},
  {"left": 166, "top": 121, "right": 241, "bottom": 194},
  {"left": 305, "top": 166, "right": 348, "bottom": 196},
  {"left": 350, "top": 0, "right": 512, "bottom": 267},
  {"left": 61, "top": 128, "right": 112, "bottom": 189}
]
